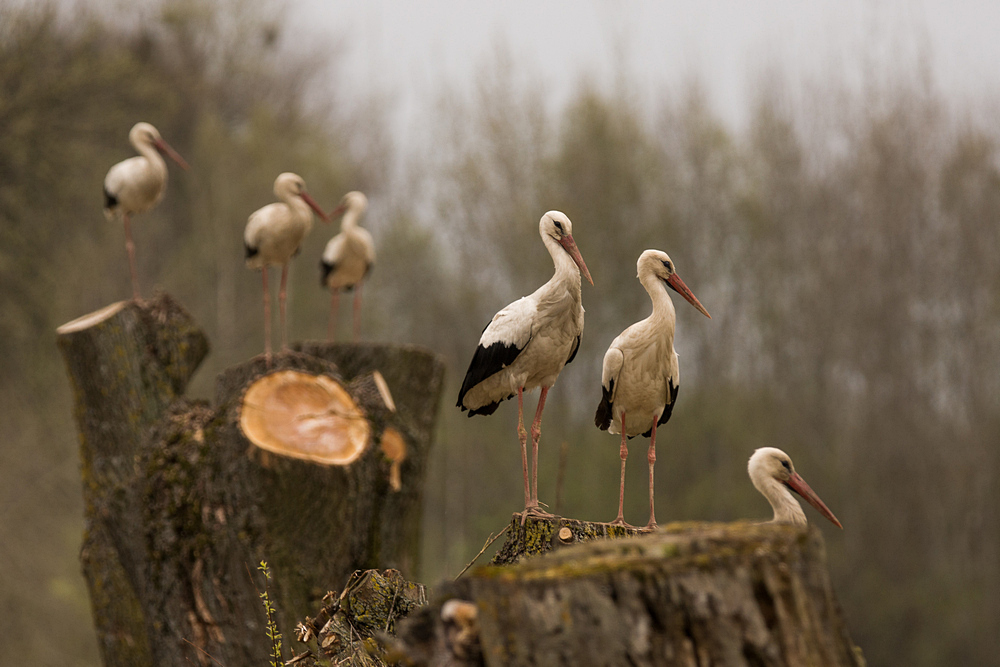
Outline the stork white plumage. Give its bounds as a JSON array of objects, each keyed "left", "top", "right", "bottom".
[
  {"left": 748, "top": 447, "right": 843, "bottom": 528},
  {"left": 457, "top": 211, "right": 593, "bottom": 517},
  {"left": 103, "top": 122, "right": 189, "bottom": 300},
  {"left": 321, "top": 191, "right": 375, "bottom": 341},
  {"left": 244, "top": 172, "right": 329, "bottom": 363},
  {"left": 595, "top": 249, "right": 711, "bottom": 529}
]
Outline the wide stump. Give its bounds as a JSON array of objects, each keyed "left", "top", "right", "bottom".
[{"left": 394, "top": 521, "right": 864, "bottom": 667}]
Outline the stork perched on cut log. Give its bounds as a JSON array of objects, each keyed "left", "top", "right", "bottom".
[
  {"left": 321, "top": 191, "right": 375, "bottom": 341},
  {"left": 457, "top": 211, "right": 593, "bottom": 518},
  {"left": 103, "top": 122, "right": 189, "bottom": 300},
  {"left": 748, "top": 447, "right": 843, "bottom": 528},
  {"left": 244, "top": 172, "right": 329, "bottom": 364},
  {"left": 595, "top": 249, "right": 711, "bottom": 529}
]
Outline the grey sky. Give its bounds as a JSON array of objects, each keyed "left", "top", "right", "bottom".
[{"left": 291, "top": 0, "right": 1000, "bottom": 131}]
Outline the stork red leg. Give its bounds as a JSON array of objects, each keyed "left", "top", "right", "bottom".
[
  {"left": 528, "top": 386, "right": 550, "bottom": 510},
  {"left": 611, "top": 411, "right": 631, "bottom": 527},
  {"left": 353, "top": 282, "right": 364, "bottom": 341},
  {"left": 517, "top": 388, "right": 529, "bottom": 509},
  {"left": 123, "top": 214, "right": 141, "bottom": 300},
  {"left": 262, "top": 268, "right": 272, "bottom": 366},
  {"left": 328, "top": 291, "right": 340, "bottom": 342},
  {"left": 278, "top": 263, "right": 289, "bottom": 350},
  {"left": 646, "top": 419, "right": 658, "bottom": 530}
]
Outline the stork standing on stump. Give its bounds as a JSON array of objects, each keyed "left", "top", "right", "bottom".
[
  {"left": 103, "top": 122, "right": 189, "bottom": 300},
  {"left": 595, "top": 249, "right": 711, "bottom": 529},
  {"left": 457, "top": 211, "right": 593, "bottom": 519},
  {"left": 321, "top": 191, "right": 375, "bottom": 341},
  {"left": 748, "top": 447, "right": 843, "bottom": 528},
  {"left": 244, "top": 172, "right": 329, "bottom": 364}
]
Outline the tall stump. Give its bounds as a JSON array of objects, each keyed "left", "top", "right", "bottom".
[{"left": 57, "top": 295, "right": 446, "bottom": 667}]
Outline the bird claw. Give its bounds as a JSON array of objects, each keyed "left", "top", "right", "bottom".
[
  {"left": 609, "top": 518, "right": 637, "bottom": 529},
  {"left": 519, "top": 504, "right": 558, "bottom": 526}
]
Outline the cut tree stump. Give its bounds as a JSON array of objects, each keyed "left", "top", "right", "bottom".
[
  {"left": 490, "top": 512, "right": 649, "bottom": 566},
  {"left": 57, "top": 294, "right": 446, "bottom": 667},
  {"left": 393, "top": 521, "right": 864, "bottom": 667}
]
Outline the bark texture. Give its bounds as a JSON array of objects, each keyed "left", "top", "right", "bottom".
[
  {"left": 491, "top": 512, "right": 648, "bottom": 566},
  {"left": 57, "top": 295, "right": 446, "bottom": 667},
  {"left": 395, "top": 521, "right": 864, "bottom": 667}
]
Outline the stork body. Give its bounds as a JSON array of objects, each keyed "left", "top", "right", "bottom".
[
  {"left": 457, "top": 211, "right": 593, "bottom": 516},
  {"left": 321, "top": 191, "right": 375, "bottom": 341},
  {"left": 748, "top": 447, "right": 843, "bottom": 528},
  {"left": 103, "top": 122, "right": 189, "bottom": 299},
  {"left": 595, "top": 249, "right": 711, "bottom": 529},
  {"left": 244, "top": 172, "right": 328, "bottom": 364}
]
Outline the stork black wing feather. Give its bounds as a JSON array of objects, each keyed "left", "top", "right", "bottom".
[
  {"left": 103, "top": 187, "right": 118, "bottom": 211},
  {"left": 594, "top": 379, "right": 615, "bottom": 430},
  {"left": 642, "top": 379, "right": 679, "bottom": 437},
  {"left": 565, "top": 334, "right": 581, "bottom": 366},
  {"left": 320, "top": 259, "right": 336, "bottom": 286},
  {"left": 456, "top": 331, "right": 525, "bottom": 410},
  {"left": 245, "top": 242, "right": 259, "bottom": 260}
]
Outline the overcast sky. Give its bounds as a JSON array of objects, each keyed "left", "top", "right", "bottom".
[{"left": 290, "top": 0, "right": 1000, "bottom": 133}]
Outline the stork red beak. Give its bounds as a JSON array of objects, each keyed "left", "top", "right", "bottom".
[
  {"left": 785, "top": 472, "right": 843, "bottom": 529},
  {"left": 329, "top": 203, "right": 347, "bottom": 219},
  {"left": 665, "top": 273, "right": 711, "bottom": 319},
  {"left": 558, "top": 235, "right": 594, "bottom": 286},
  {"left": 153, "top": 138, "right": 190, "bottom": 171},
  {"left": 300, "top": 192, "right": 329, "bottom": 222}
]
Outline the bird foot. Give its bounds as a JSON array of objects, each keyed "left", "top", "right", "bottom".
[
  {"left": 609, "top": 517, "right": 637, "bottom": 529},
  {"left": 519, "top": 504, "right": 558, "bottom": 526},
  {"left": 641, "top": 521, "right": 658, "bottom": 532}
]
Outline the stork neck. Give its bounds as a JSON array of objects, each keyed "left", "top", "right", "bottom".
[
  {"left": 134, "top": 138, "right": 166, "bottom": 172},
  {"left": 639, "top": 271, "right": 676, "bottom": 325},
  {"left": 340, "top": 206, "right": 363, "bottom": 232},
  {"left": 543, "top": 234, "right": 583, "bottom": 288},
  {"left": 279, "top": 191, "right": 313, "bottom": 223},
  {"left": 761, "top": 478, "right": 808, "bottom": 526}
]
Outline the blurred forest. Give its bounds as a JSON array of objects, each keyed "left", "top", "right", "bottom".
[{"left": 2, "top": 1, "right": 998, "bottom": 666}]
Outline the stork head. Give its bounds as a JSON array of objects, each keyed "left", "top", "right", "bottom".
[
  {"left": 638, "top": 249, "right": 711, "bottom": 318},
  {"left": 330, "top": 190, "right": 368, "bottom": 220},
  {"left": 129, "top": 122, "right": 189, "bottom": 170},
  {"left": 274, "top": 172, "right": 328, "bottom": 221},
  {"left": 748, "top": 447, "right": 843, "bottom": 529},
  {"left": 540, "top": 211, "right": 593, "bottom": 285}
]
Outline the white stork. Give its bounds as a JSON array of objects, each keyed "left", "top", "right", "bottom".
[
  {"left": 457, "top": 211, "right": 593, "bottom": 517},
  {"left": 244, "top": 172, "right": 329, "bottom": 363},
  {"left": 748, "top": 447, "right": 843, "bottom": 528},
  {"left": 103, "top": 122, "right": 189, "bottom": 300},
  {"left": 595, "top": 249, "right": 711, "bottom": 529},
  {"left": 320, "top": 191, "right": 375, "bottom": 341}
]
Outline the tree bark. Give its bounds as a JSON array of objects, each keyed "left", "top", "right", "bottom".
[
  {"left": 57, "top": 295, "right": 446, "bottom": 667},
  {"left": 394, "top": 521, "right": 864, "bottom": 667}
]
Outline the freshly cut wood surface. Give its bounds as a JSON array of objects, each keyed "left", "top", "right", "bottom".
[{"left": 240, "top": 370, "right": 370, "bottom": 465}]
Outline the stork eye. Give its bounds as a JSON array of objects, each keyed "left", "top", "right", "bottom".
[
  {"left": 661, "top": 260, "right": 672, "bottom": 272},
  {"left": 553, "top": 220, "right": 564, "bottom": 233},
  {"left": 780, "top": 460, "right": 791, "bottom": 471}
]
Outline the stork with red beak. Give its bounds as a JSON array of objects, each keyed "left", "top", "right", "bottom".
[
  {"left": 457, "top": 211, "right": 593, "bottom": 518},
  {"left": 748, "top": 447, "right": 843, "bottom": 528},
  {"left": 244, "top": 172, "right": 329, "bottom": 364},
  {"left": 103, "top": 122, "right": 189, "bottom": 300},
  {"left": 595, "top": 249, "right": 711, "bottom": 529}
]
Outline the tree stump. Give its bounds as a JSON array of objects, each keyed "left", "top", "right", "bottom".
[
  {"left": 394, "top": 521, "right": 864, "bottom": 667},
  {"left": 57, "top": 295, "right": 446, "bottom": 667},
  {"left": 490, "top": 513, "right": 648, "bottom": 566}
]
